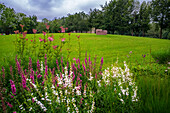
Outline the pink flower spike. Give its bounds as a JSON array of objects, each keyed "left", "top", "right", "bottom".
[
  {"left": 33, "top": 29, "right": 37, "bottom": 34},
  {"left": 26, "top": 39, "right": 28, "bottom": 41},
  {"left": 42, "top": 31, "right": 46, "bottom": 36},
  {"left": 61, "top": 28, "right": 65, "bottom": 33},
  {"left": 31, "top": 40, "right": 33, "bottom": 42},
  {"left": 39, "top": 38, "right": 44, "bottom": 42},
  {"left": 76, "top": 35, "right": 80, "bottom": 38},
  {"left": 6, "top": 102, "right": 13, "bottom": 108},
  {"left": 52, "top": 45, "right": 57, "bottom": 50},
  {"left": 14, "top": 30, "right": 19, "bottom": 34},
  {"left": 13, "top": 112, "right": 17, "bottom": 113},
  {"left": 48, "top": 37, "right": 54, "bottom": 41},
  {"left": 46, "top": 25, "right": 50, "bottom": 30},
  {"left": 68, "top": 33, "right": 71, "bottom": 36},
  {"left": 22, "top": 32, "right": 27, "bottom": 38},
  {"left": 61, "top": 38, "right": 66, "bottom": 42},
  {"left": 20, "top": 24, "right": 24, "bottom": 29},
  {"left": 66, "top": 27, "right": 68, "bottom": 30}
]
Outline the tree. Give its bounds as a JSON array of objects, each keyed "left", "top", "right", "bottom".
[
  {"left": 0, "top": 6, "right": 17, "bottom": 34},
  {"left": 88, "top": 8, "right": 104, "bottom": 31},
  {"left": 139, "top": 1, "right": 151, "bottom": 37},
  {"left": 102, "top": 0, "right": 117, "bottom": 34},
  {"left": 151, "top": 0, "right": 169, "bottom": 38},
  {"left": 129, "top": 0, "right": 140, "bottom": 36}
]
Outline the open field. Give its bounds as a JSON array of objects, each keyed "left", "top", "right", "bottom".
[
  {"left": 0, "top": 33, "right": 170, "bottom": 67},
  {"left": 0, "top": 33, "right": 170, "bottom": 112}
]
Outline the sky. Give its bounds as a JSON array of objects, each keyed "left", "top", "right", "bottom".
[{"left": 1, "top": 0, "right": 151, "bottom": 21}]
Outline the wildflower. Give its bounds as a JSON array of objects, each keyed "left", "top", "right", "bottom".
[
  {"left": 22, "top": 31, "right": 27, "bottom": 38},
  {"left": 52, "top": 45, "right": 57, "bottom": 50},
  {"left": 73, "top": 58, "right": 76, "bottom": 60},
  {"left": 13, "top": 112, "right": 16, "bottom": 113},
  {"left": 21, "top": 74, "right": 27, "bottom": 89},
  {"left": 40, "top": 61, "right": 43, "bottom": 73},
  {"left": 60, "top": 26, "right": 65, "bottom": 33},
  {"left": 2, "top": 67, "right": 5, "bottom": 80},
  {"left": 61, "top": 38, "right": 66, "bottom": 42},
  {"left": 31, "top": 40, "right": 33, "bottom": 42},
  {"left": 9, "top": 80, "right": 16, "bottom": 95},
  {"left": 142, "top": 54, "right": 146, "bottom": 58},
  {"left": 79, "top": 98, "right": 83, "bottom": 104},
  {"left": 26, "top": 39, "right": 28, "bottom": 41},
  {"left": 37, "top": 74, "right": 42, "bottom": 78},
  {"left": 14, "top": 30, "right": 19, "bottom": 34},
  {"left": 48, "top": 37, "right": 54, "bottom": 41},
  {"left": 76, "top": 35, "right": 80, "bottom": 38},
  {"left": 89, "top": 75, "right": 93, "bottom": 81},
  {"left": 30, "top": 69, "right": 35, "bottom": 83},
  {"left": 32, "top": 98, "right": 35, "bottom": 103},
  {"left": 129, "top": 51, "right": 132, "bottom": 54},
  {"left": 90, "top": 100, "right": 95, "bottom": 113},
  {"left": 6, "top": 102, "right": 13, "bottom": 108},
  {"left": 33, "top": 29, "right": 37, "bottom": 34},
  {"left": 42, "top": 31, "right": 46, "bottom": 36},
  {"left": 20, "top": 24, "right": 24, "bottom": 29},
  {"left": 68, "top": 33, "right": 71, "bottom": 36},
  {"left": 45, "top": 24, "right": 50, "bottom": 30}
]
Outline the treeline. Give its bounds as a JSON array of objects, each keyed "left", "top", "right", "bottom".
[{"left": 0, "top": 0, "right": 169, "bottom": 39}]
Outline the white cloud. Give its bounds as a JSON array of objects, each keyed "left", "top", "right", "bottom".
[{"left": 1, "top": 0, "right": 151, "bottom": 21}]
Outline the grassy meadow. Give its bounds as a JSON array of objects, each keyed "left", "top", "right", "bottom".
[
  {"left": 0, "top": 33, "right": 169, "bottom": 67},
  {"left": 0, "top": 33, "right": 170, "bottom": 113}
]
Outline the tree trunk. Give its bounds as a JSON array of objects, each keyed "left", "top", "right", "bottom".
[
  {"left": 142, "top": 29, "right": 145, "bottom": 37},
  {"left": 131, "top": 30, "right": 133, "bottom": 36},
  {"left": 160, "top": 27, "right": 162, "bottom": 39}
]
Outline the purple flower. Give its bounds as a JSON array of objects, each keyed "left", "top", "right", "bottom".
[
  {"left": 37, "top": 74, "right": 42, "bottom": 78},
  {"left": 37, "top": 59, "right": 40, "bottom": 73},
  {"left": 32, "top": 98, "right": 35, "bottom": 103},
  {"left": 6, "top": 102, "right": 13, "bottom": 108},
  {"left": 30, "top": 69, "right": 35, "bottom": 83},
  {"left": 45, "top": 54, "right": 47, "bottom": 66},
  {"left": 101, "top": 57, "right": 103, "bottom": 65},
  {"left": 85, "top": 58, "right": 87, "bottom": 66},
  {"left": 72, "top": 73, "right": 75, "bottom": 81},
  {"left": 82, "top": 63, "right": 86, "bottom": 72},
  {"left": 16, "top": 59, "right": 21, "bottom": 75},
  {"left": 9, "top": 80, "right": 16, "bottom": 95},
  {"left": 56, "top": 59, "right": 60, "bottom": 71},
  {"left": 22, "top": 74, "right": 27, "bottom": 89},
  {"left": 142, "top": 54, "right": 146, "bottom": 58},
  {"left": 28, "top": 57, "right": 32, "bottom": 70},
  {"left": 48, "top": 37, "right": 54, "bottom": 41}
]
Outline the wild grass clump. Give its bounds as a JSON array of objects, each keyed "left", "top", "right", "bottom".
[{"left": 151, "top": 48, "right": 170, "bottom": 64}]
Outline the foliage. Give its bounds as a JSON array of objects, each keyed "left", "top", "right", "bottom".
[
  {"left": 151, "top": 48, "right": 170, "bottom": 64},
  {"left": 151, "top": 0, "right": 170, "bottom": 38}
]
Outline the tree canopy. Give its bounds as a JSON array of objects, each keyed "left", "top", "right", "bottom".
[{"left": 0, "top": 0, "right": 169, "bottom": 39}]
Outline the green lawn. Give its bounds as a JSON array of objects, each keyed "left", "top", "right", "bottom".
[
  {"left": 0, "top": 33, "right": 169, "bottom": 68},
  {"left": 0, "top": 33, "right": 170, "bottom": 112}
]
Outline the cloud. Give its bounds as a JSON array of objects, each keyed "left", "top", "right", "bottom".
[{"left": 1, "top": 0, "right": 151, "bottom": 21}]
